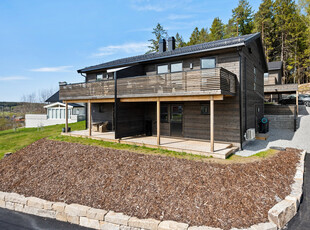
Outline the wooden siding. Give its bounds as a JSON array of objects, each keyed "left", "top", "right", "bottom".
[
  {"left": 91, "top": 103, "right": 113, "bottom": 124},
  {"left": 264, "top": 84, "right": 298, "bottom": 93},
  {"left": 59, "top": 68, "right": 237, "bottom": 101}
]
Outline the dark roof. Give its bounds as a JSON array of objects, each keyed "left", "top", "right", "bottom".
[
  {"left": 78, "top": 33, "right": 263, "bottom": 73},
  {"left": 268, "top": 61, "right": 283, "bottom": 71},
  {"left": 45, "top": 91, "right": 61, "bottom": 103}
]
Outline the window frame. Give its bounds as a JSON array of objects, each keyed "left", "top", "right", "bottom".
[
  {"left": 157, "top": 64, "right": 169, "bottom": 74},
  {"left": 170, "top": 62, "right": 183, "bottom": 73},
  {"left": 200, "top": 57, "right": 216, "bottom": 69},
  {"left": 96, "top": 73, "right": 104, "bottom": 81},
  {"left": 200, "top": 104, "right": 210, "bottom": 115}
]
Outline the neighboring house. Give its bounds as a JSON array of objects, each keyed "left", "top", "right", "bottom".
[
  {"left": 264, "top": 61, "right": 298, "bottom": 105},
  {"left": 25, "top": 91, "right": 85, "bottom": 128},
  {"left": 59, "top": 33, "right": 267, "bottom": 150}
]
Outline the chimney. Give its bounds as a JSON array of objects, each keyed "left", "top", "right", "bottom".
[
  {"left": 168, "top": 37, "right": 175, "bottom": 51},
  {"left": 159, "top": 38, "right": 166, "bottom": 52}
]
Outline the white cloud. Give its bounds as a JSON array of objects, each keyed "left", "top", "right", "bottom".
[
  {"left": 0, "top": 76, "right": 29, "bottom": 81},
  {"left": 30, "top": 66, "right": 73, "bottom": 72},
  {"left": 167, "top": 14, "right": 193, "bottom": 20},
  {"left": 130, "top": 0, "right": 192, "bottom": 12},
  {"left": 92, "top": 42, "right": 150, "bottom": 57}
]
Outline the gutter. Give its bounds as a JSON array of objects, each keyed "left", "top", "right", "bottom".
[{"left": 237, "top": 47, "right": 243, "bottom": 150}]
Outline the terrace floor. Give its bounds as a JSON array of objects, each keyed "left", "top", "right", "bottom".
[{"left": 62, "top": 130, "right": 238, "bottom": 159}]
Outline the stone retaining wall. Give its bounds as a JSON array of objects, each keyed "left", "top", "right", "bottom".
[
  {"left": 264, "top": 115, "right": 297, "bottom": 130},
  {"left": 0, "top": 150, "right": 306, "bottom": 230}
]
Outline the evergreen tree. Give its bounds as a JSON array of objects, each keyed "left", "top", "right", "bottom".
[
  {"left": 223, "top": 18, "right": 238, "bottom": 38},
  {"left": 187, "top": 27, "right": 200, "bottom": 45},
  {"left": 147, "top": 23, "right": 168, "bottom": 53},
  {"left": 232, "top": 0, "right": 254, "bottom": 35},
  {"left": 198, "top": 28, "right": 210, "bottom": 43},
  {"left": 210, "top": 17, "right": 224, "bottom": 41},
  {"left": 175, "top": 33, "right": 185, "bottom": 48},
  {"left": 254, "top": 0, "right": 274, "bottom": 62}
]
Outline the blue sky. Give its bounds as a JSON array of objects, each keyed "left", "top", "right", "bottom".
[{"left": 0, "top": 0, "right": 261, "bottom": 102}]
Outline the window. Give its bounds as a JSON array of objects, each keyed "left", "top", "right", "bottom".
[
  {"left": 264, "top": 73, "right": 269, "bottom": 78},
  {"left": 97, "top": 74, "right": 103, "bottom": 81},
  {"left": 160, "top": 105, "right": 168, "bottom": 123},
  {"left": 201, "top": 57, "right": 216, "bottom": 69},
  {"left": 201, "top": 104, "right": 210, "bottom": 115},
  {"left": 171, "top": 63, "right": 182, "bottom": 72},
  {"left": 157, "top": 64, "right": 169, "bottom": 74}
]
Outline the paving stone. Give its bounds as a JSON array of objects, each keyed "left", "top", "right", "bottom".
[
  {"left": 65, "top": 203, "right": 90, "bottom": 217},
  {"left": 158, "top": 220, "right": 189, "bottom": 230},
  {"left": 5, "top": 193, "right": 27, "bottom": 205},
  {"left": 27, "top": 197, "right": 46, "bottom": 209},
  {"left": 188, "top": 226, "right": 222, "bottom": 230},
  {"left": 52, "top": 202, "right": 67, "bottom": 212},
  {"left": 100, "top": 221, "right": 120, "bottom": 230},
  {"left": 80, "top": 216, "right": 100, "bottom": 229},
  {"left": 14, "top": 203, "right": 24, "bottom": 212},
  {"left": 0, "top": 191, "right": 6, "bottom": 201},
  {"left": 105, "top": 211, "right": 130, "bottom": 225},
  {"left": 87, "top": 208, "right": 108, "bottom": 220},
  {"left": 5, "top": 201, "right": 15, "bottom": 210},
  {"left": 0, "top": 200, "right": 5, "bottom": 208},
  {"left": 67, "top": 214, "right": 80, "bottom": 225},
  {"left": 56, "top": 212, "right": 68, "bottom": 222},
  {"left": 268, "top": 199, "right": 296, "bottom": 228},
  {"left": 128, "top": 217, "right": 160, "bottom": 230},
  {"left": 43, "top": 201, "right": 54, "bottom": 210},
  {"left": 250, "top": 222, "right": 277, "bottom": 230}
]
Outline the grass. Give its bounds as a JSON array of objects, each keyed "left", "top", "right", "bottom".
[
  {"left": 0, "top": 121, "right": 279, "bottom": 162},
  {"left": 0, "top": 121, "right": 85, "bottom": 159}
]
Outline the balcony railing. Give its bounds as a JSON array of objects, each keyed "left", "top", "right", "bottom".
[{"left": 59, "top": 68, "right": 236, "bottom": 100}]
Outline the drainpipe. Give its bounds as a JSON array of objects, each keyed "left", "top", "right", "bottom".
[
  {"left": 237, "top": 47, "right": 243, "bottom": 150},
  {"left": 81, "top": 72, "right": 88, "bottom": 130}
]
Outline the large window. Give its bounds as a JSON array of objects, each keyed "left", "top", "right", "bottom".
[
  {"left": 157, "top": 64, "right": 169, "bottom": 74},
  {"left": 97, "top": 74, "right": 103, "bottom": 81},
  {"left": 171, "top": 63, "right": 182, "bottom": 72},
  {"left": 201, "top": 57, "right": 216, "bottom": 69},
  {"left": 160, "top": 105, "right": 169, "bottom": 123}
]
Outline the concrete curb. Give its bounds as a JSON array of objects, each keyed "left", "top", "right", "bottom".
[{"left": 0, "top": 150, "right": 305, "bottom": 230}]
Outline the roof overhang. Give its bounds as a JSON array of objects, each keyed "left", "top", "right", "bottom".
[
  {"left": 44, "top": 102, "right": 73, "bottom": 109},
  {"left": 264, "top": 84, "right": 298, "bottom": 94}
]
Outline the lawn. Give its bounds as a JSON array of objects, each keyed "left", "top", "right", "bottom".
[{"left": 0, "top": 121, "right": 85, "bottom": 159}]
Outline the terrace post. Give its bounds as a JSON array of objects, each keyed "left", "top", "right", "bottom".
[
  {"left": 65, "top": 101, "right": 68, "bottom": 133},
  {"left": 296, "top": 90, "right": 299, "bottom": 115},
  {"left": 157, "top": 98, "right": 160, "bottom": 145},
  {"left": 88, "top": 100, "right": 92, "bottom": 137},
  {"left": 210, "top": 96, "right": 214, "bottom": 152}
]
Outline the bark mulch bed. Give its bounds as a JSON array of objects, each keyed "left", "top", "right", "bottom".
[{"left": 0, "top": 139, "right": 301, "bottom": 229}]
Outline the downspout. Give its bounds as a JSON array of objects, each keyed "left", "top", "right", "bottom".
[
  {"left": 237, "top": 47, "right": 243, "bottom": 150},
  {"left": 81, "top": 72, "right": 88, "bottom": 129}
]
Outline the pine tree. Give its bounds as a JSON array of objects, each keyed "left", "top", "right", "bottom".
[
  {"left": 147, "top": 23, "right": 168, "bottom": 53},
  {"left": 187, "top": 27, "right": 200, "bottom": 45},
  {"left": 175, "top": 33, "right": 185, "bottom": 48},
  {"left": 210, "top": 17, "right": 224, "bottom": 41},
  {"left": 254, "top": 0, "right": 274, "bottom": 62},
  {"left": 198, "top": 28, "right": 210, "bottom": 43},
  {"left": 223, "top": 18, "right": 238, "bottom": 38},
  {"left": 232, "top": 0, "right": 254, "bottom": 35}
]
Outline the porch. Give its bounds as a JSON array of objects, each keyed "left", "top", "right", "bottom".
[{"left": 62, "top": 130, "right": 238, "bottom": 159}]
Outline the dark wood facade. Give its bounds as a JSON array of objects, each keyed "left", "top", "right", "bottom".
[{"left": 60, "top": 34, "right": 267, "bottom": 148}]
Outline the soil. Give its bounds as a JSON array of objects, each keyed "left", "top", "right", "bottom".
[{"left": 0, "top": 139, "right": 300, "bottom": 230}]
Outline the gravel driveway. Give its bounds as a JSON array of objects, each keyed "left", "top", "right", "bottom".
[{"left": 237, "top": 106, "right": 310, "bottom": 157}]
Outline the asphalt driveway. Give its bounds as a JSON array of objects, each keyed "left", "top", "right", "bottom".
[{"left": 0, "top": 207, "right": 91, "bottom": 230}]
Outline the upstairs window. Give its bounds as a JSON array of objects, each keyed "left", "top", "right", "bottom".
[
  {"left": 157, "top": 64, "right": 169, "bottom": 74},
  {"left": 201, "top": 57, "right": 216, "bottom": 69},
  {"left": 171, "top": 63, "right": 183, "bottom": 72},
  {"left": 97, "top": 74, "right": 103, "bottom": 81}
]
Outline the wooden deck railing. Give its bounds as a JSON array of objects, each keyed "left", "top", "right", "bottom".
[{"left": 59, "top": 68, "right": 236, "bottom": 100}]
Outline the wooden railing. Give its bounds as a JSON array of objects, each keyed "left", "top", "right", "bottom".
[{"left": 59, "top": 68, "right": 236, "bottom": 100}]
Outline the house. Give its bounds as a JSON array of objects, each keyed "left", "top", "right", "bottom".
[
  {"left": 264, "top": 61, "right": 299, "bottom": 107},
  {"left": 25, "top": 91, "right": 85, "bottom": 128},
  {"left": 59, "top": 33, "right": 267, "bottom": 152}
]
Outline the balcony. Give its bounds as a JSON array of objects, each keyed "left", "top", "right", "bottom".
[{"left": 59, "top": 68, "right": 237, "bottom": 101}]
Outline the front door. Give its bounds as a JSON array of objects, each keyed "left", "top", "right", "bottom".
[{"left": 170, "top": 105, "right": 183, "bottom": 137}]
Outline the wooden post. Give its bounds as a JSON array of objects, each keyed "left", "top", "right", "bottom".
[
  {"left": 157, "top": 98, "right": 160, "bottom": 145},
  {"left": 88, "top": 100, "right": 92, "bottom": 137},
  {"left": 296, "top": 91, "right": 299, "bottom": 115},
  {"left": 65, "top": 101, "right": 68, "bottom": 133},
  {"left": 210, "top": 96, "right": 214, "bottom": 152}
]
